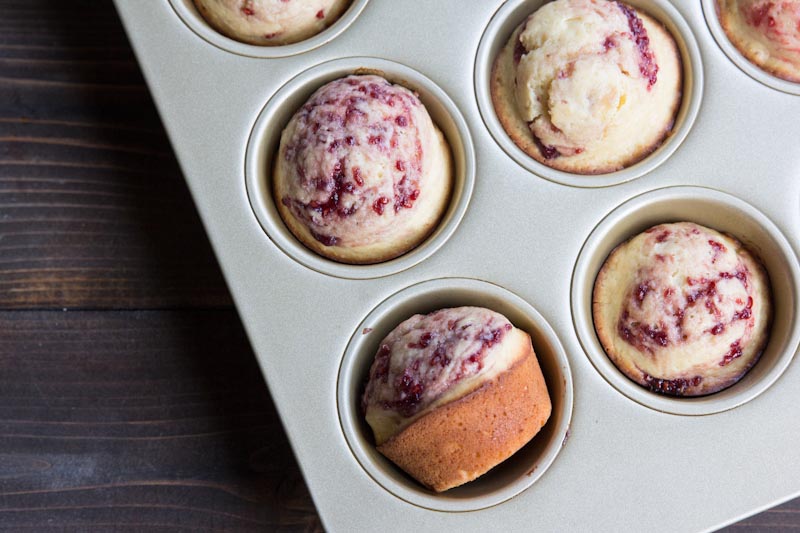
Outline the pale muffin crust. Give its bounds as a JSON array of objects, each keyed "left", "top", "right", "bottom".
[
  {"left": 362, "top": 307, "right": 551, "bottom": 491},
  {"left": 717, "top": 0, "right": 800, "bottom": 83},
  {"left": 193, "top": 0, "right": 351, "bottom": 46},
  {"left": 491, "top": 0, "right": 683, "bottom": 174},
  {"left": 593, "top": 222, "right": 772, "bottom": 396},
  {"left": 274, "top": 75, "right": 452, "bottom": 264}
]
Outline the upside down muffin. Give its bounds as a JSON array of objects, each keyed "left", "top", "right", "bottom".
[
  {"left": 491, "top": 0, "right": 683, "bottom": 174},
  {"left": 717, "top": 0, "right": 800, "bottom": 83},
  {"left": 362, "top": 307, "right": 551, "bottom": 492},
  {"left": 593, "top": 222, "right": 772, "bottom": 396},
  {"left": 274, "top": 74, "right": 452, "bottom": 264},
  {"left": 193, "top": 0, "right": 351, "bottom": 45}
]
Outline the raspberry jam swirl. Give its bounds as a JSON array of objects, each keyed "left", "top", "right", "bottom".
[
  {"left": 278, "top": 75, "right": 429, "bottom": 248},
  {"left": 616, "top": 223, "right": 758, "bottom": 367},
  {"left": 741, "top": 0, "right": 800, "bottom": 52},
  {"left": 737, "top": 0, "right": 800, "bottom": 80},
  {"left": 362, "top": 307, "right": 515, "bottom": 421},
  {"left": 513, "top": 0, "right": 660, "bottom": 159}
]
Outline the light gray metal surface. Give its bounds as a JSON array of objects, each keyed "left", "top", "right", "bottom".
[{"left": 113, "top": 1, "right": 800, "bottom": 531}]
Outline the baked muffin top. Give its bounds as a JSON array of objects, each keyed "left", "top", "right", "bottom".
[
  {"left": 193, "top": 0, "right": 351, "bottom": 45},
  {"left": 717, "top": 0, "right": 800, "bottom": 83},
  {"left": 492, "top": 0, "right": 682, "bottom": 174},
  {"left": 362, "top": 307, "right": 528, "bottom": 445},
  {"left": 274, "top": 75, "right": 451, "bottom": 264},
  {"left": 593, "top": 222, "right": 771, "bottom": 396}
]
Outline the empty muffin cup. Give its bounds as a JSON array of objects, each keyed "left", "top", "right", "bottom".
[
  {"left": 474, "top": 0, "right": 704, "bottom": 187},
  {"left": 571, "top": 186, "right": 800, "bottom": 415},
  {"left": 245, "top": 57, "right": 475, "bottom": 279},
  {"left": 337, "top": 277, "right": 573, "bottom": 512}
]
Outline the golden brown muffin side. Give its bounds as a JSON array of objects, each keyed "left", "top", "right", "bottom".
[{"left": 377, "top": 337, "right": 551, "bottom": 492}]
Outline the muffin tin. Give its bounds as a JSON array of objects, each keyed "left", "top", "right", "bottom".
[{"left": 114, "top": 1, "right": 800, "bottom": 530}]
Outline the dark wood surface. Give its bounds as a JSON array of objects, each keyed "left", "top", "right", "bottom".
[{"left": 0, "top": 1, "right": 797, "bottom": 530}]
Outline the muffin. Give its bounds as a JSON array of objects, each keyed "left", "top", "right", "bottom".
[
  {"left": 193, "top": 0, "right": 351, "bottom": 46},
  {"left": 362, "top": 307, "right": 552, "bottom": 492},
  {"left": 717, "top": 0, "right": 800, "bottom": 83},
  {"left": 491, "top": 0, "right": 682, "bottom": 174},
  {"left": 274, "top": 74, "right": 452, "bottom": 264},
  {"left": 593, "top": 222, "right": 772, "bottom": 396}
]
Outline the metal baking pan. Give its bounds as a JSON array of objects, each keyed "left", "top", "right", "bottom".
[{"left": 113, "top": 0, "right": 800, "bottom": 530}]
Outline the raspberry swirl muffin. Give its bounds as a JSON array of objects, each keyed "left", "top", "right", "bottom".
[
  {"left": 491, "top": 0, "right": 682, "bottom": 174},
  {"left": 717, "top": 0, "right": 800, "bottom": 83},
  {"left": 593, "top": 222, "right": 772, "bottom": 396},
  {"left": 362, "top": 307, "right": 551, "bottom": 492},
  {"left": 193, "top": 0, "right": 351, "bottom": 46},
  {"left": 275, "top": 75, "right": 452, "bottom": 264}
]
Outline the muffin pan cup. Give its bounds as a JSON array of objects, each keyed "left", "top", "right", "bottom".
[
  {"left": 475, "top": 0, "right": 704, "bottom": 187},
  {"left": 115, "top": 1, "right": 800, "bottom": 531},
  {"left": 246, "top": 57, "right": 476, "bottom": 279},
  {"left": 701, "top": 0, "right": 800, "bottom": 95},
  {"left": 338, "top": 278, "right": 573, "bottom": 512},
  {"left": 571, "top": 186, "right": 800, "bottom": 415}
]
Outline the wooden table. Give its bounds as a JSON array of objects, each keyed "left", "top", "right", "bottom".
[{"left": 0, "top": 1, "right": 796, "bottom": 530}]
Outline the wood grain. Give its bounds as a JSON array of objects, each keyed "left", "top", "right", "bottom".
[
  {"left": 1, "top": 0, "right": 319, "bottom": 530},
  {"left": 0, "top": 310, "right": 321, "bottom": 532},
  {"left": 0, "top": 0, "right": 230, "bottom": 309},
  {"left": 0, "top": 0, "right": 797, "bottom": 531},
  {"left": 727, "top": 500, "right": 800, "bottom": 532}
]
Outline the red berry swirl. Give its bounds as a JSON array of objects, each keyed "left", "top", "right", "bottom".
[{"left": 275, "top": 74, "right": 451, "bottom": 261}]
